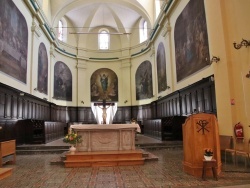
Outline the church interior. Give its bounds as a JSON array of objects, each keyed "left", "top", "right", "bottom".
[{"left": 0, "top": 0, "right": 250, "bottom": 187}]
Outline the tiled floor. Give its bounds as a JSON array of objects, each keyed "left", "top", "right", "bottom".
[{"left": 1, "top": 135, "right": 250, "bottom": 188}]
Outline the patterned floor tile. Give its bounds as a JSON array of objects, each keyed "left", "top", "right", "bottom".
[{"left": 1, "top": 149, "right": 250, "bottom": 188}]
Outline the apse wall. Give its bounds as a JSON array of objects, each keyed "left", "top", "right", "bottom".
[{"left": 1, "top": 0, "right": 250, "bottom": 138}]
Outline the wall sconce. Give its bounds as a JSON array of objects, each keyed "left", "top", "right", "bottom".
[
  {"left": 124, "top": 100, "right": 128, "bottom": 104},
  {"left": 210, "top": 56, "right": 220, "bottom": 64},
  {"left": 233, "top": 39, "right": 250, "bottom": 49},
  {"left": 81, "top": 101, "right": 84, "bottom": 104},
  {"left": 246, "top": 71, "right": 250, "bottom": 78},
  {"left": 34, "top": 88, "right": 37, "bottom": 91},
  {"left": 19, "top": 92, "right": 25, "bottom": 96}
]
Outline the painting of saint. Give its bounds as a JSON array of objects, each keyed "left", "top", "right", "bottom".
[
  {"left": 136, "top": 61, "right": 153, "bottom": 100},
  {"left": 0, "top": 0, "right": 28, "bottom": 83},
  {"left": 174, "top": 0, "right": 210, "bottom": 82},
  {"left": 53, "top": 61, "right": 72, "bottom": 101},
  {"left": 157, "top": 42, "right": 167, "bottom": 93},
  {"left": 37, "top": 43, "right": 48, "bottom": 94},
  {"left": 90, "top": 68, "right": 118, "bottom": 102}
]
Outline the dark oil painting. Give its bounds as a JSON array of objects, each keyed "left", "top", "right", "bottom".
[
  {"left": 54, "top": 61, "right": 72, "bottom": 101},
  {"left": 174, "top": 0, "right": 210, "bottom": 82},
  {"left": 136, "top": 60, "right": 153, "bottom": 100},
  {"left": 157, "top": 42, "right": 167, "bottom": 93},
  {"left": 90, "top": 68, "right": 118, "bottom": 102},
  {"left": 0, "top": 0, "right": 28, "bottom": 83},
  {"left": 37, "top": 43, "right": 48, "bottom": 94}
]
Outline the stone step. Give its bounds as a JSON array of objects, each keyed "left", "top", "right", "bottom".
[
  {"left": 50, "top": 149, "right": 158, "bottom": 165},
  {"left": 64, "top": 158, "right": 145, "bottom": 167},
  {"left": 63, "top": 150, "right": 145, "bottom": 168},
  {"left": 16, "top": 148, "right": 68, "bottom": 155}
]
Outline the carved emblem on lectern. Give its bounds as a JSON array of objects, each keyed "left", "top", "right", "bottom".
[{"left": 196, "top": 120, "right": 209, "bottom": 135}]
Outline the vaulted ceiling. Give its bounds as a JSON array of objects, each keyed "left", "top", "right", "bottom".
[{"left": 49, "top": 0, "right": 158, "bottom": 35}]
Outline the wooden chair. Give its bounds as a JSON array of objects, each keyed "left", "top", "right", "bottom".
[
  {"left": 224, "top": 136, "right": 236, "bottom": 166},
  {"left": 235, "top": 137, "right": 248, "bottom": 168}
]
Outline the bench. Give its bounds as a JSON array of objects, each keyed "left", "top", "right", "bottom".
[{"left": 0, "top": 140, "right": 16, "bottom": 167}]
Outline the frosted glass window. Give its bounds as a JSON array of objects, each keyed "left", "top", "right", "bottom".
[
  {"left": 58, "top": 20, "right": 63, "bottom": 41},
  {"left": 155, "top": 0, "right": 161, "bottom": 19},
  {"left": 140, "top": 20, "right": 148, "bottom": 43},
  {"left": 99, "top": 30, "right": 109, "bottom": 50}
]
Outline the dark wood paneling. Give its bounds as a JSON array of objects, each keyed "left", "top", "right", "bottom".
[
  {"left": 0, "top": 92, "right": 4, "bottom": 118},
  {"left": 144, "top": 116, "right": 187, "bottom": 141},
  {"left": 77, "top": 107, "right": 96, "bottom": 123},
  {"left": 5, "top": 94, "right": 12, "bottom": 118},
  {"left": 45, "top": 121, "right": 66, "bottom": 143},
  {"left": 113, "top": 106, "right": 131, "bottom": 123},
  {"left": 68, "top": 107, "right": 77, "bottom": 122},
  {"left": 179, "top": 78, "right": 215, "bottom": 115},
  {"left": 0, "top": 76, "right": 216, "bottom": 144},
  {"left": 0, "top": 120, "right": 17, "bottom": 143}
]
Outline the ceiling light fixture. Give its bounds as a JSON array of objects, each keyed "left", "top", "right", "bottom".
[{"left": 69, "top": 32, "right": 131, "bottom": 35}]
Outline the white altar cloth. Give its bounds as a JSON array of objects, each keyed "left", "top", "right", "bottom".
[{"left": 71, "top": 124, "right": 140, "bottom": 152}]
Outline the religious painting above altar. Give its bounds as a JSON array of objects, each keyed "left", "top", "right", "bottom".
[
  {"left": 90, "top": 68, "right": 118, "bottom": 102},
  {"left": 174, "top": 0, "right": 210, "bottom": 82}
]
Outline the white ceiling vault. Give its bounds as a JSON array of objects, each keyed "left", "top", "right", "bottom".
[{"left": 49, "top": 0, "right": 162, "bottom": 36}]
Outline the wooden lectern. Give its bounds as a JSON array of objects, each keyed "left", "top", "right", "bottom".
[{"left": 182, "top": 113, "right": 221, "bottom": 177}]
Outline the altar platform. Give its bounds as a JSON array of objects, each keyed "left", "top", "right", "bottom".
[
  {"left": 15, "top": 134, "right": 182, "bottom": 167},
  {"left": 4, "top": 135, "right": 250, "bottom": 187},
  {"left": 15, "top": 134, "right": 183, "bottom": 154}
]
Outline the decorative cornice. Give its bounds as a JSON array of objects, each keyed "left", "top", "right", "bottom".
[{"left": 131, "top": 47, "right": 150, "bottom": 57}]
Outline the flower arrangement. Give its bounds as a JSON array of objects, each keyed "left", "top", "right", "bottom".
[
  {"left": 204, "top": 148, "right": 213, "bottom": 156},
  {"left": 63, "top": 131, "right": 82, "bottom": 145}
]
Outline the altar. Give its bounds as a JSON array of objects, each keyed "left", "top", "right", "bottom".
[
  {"left": 71, "top": 124, "right": 140, "bottom": 152},
  {"left": 65, "top": 124, "right": 144, "bottom": 167}
]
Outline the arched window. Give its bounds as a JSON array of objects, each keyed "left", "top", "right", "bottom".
[
  {"left": 155, "top": 0, "right": 161, "bottom": 20},
  {"left": 140, "top": 20, "right": 148, "bottom": 43},
  {"left": 58, "top": 20, "right": 63, "bottom": 41},
  {"left": 99, "top": 29, "right": 109, "bottom": 50},
  {"left": 57, "top": 18, "right": 67, "bottom": 42}
]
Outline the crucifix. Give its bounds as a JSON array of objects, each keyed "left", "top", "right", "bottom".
[{"left": 94, "top": 99, "right": 114, "bottom": 124}]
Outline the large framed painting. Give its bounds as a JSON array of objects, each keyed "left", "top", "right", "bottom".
[
  {"left": 90, "top": 68, "right": 118, "bottom": 102},
  {"left": 53, "top": 61, "right": 72, "bottom": 101},
  {"left": 136, "top": 60, "right": 153, "bottom": 100},
  {"left": 0, "top": 0, "right": 28, "bottom": 83},
  {"left": 174, "top": 0, "right": 210, "bottom": 82},
  {"left": 37, "top": 43, "right": 48, "bottom": 94},
  {"left": 157, "top": 42, "right": 167, "bottom": 93}
]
